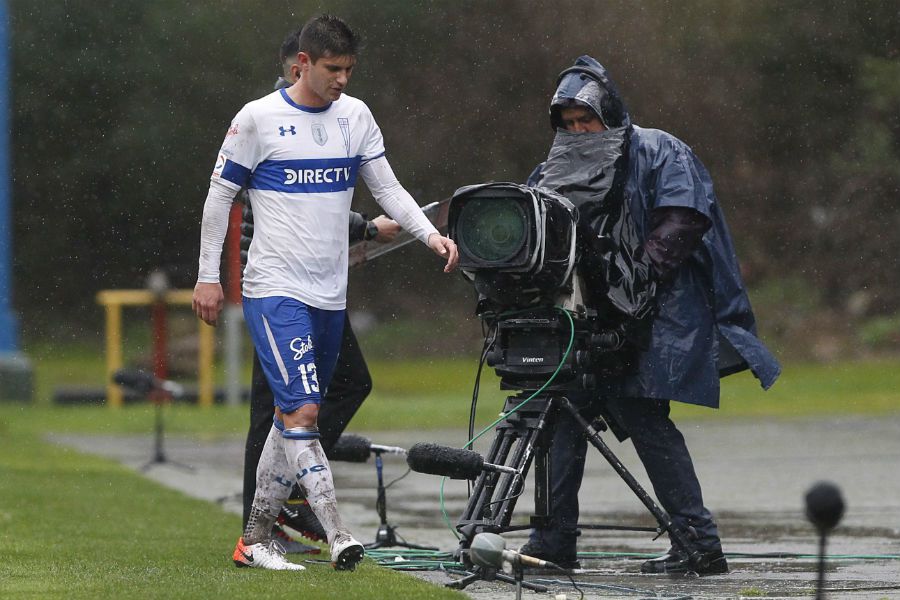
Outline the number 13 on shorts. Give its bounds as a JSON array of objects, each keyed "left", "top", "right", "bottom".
[{"left": 298, "top": 363, "right": 319, "bottom": 394}]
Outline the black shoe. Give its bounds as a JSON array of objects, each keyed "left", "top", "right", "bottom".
[
  {"left": 518, "top": 540, "right": 580, "bottom": 570},
  {"left": 278, "top": 498, "right": 327, "bottom": 542},
  {"left": 271, "top": 524, "right": 322, "bottom": 555},
  {"left": 640, "top": 547, "right": 728, "bottom": 575}
]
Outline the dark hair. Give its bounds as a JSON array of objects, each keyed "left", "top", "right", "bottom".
[
  {"left": 297, "top": 14, "right": 359, "bottom": 62},
  {"left": 279, "top": 26, "right": 303, "bottom": 64}
]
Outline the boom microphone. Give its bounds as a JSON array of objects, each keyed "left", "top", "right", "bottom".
[
  {"left": 113, "top": 369, "right": 156, "bottom": 395},
  {"left": 327, "top": 434, "right": 406, "bottom": 463},
  {"left": 470, "top": 532, "right": 558, "bottom": 570},
  {"left": 406, "top": 442, "right": 519, "bottom": 479},
  {"left": 113, "top": 368, "right": 184, "bottom": 397}
]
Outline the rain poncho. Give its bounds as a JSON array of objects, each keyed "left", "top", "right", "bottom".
[{"left": 531, "top": 56, "right": 780, "bottom": 408}]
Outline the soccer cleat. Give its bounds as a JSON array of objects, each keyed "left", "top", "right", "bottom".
[
  {"left": 232, "top": 537, "right": 306, "bottom": 571},
  {"left": 330, "top": 532, "right": 365, "bottom": 571},
  {"left": 272, "top": 524, "right": 321, "bottom": 555},
  {"left": 279, "top": 499, "right": 327, "bottom": 542}
]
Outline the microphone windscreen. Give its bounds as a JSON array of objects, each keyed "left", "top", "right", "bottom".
[
  {"left": 469, "top": 532, "right": 506, "bottom": 568},
  {"left": 112, "top": 369, "right": 155, "bottom": 395},
  {"left": 805, "top": 481, "right": 845, "bottom": 532},
  {"left": 327, "top": 434, "right": 372, "bottom": 462},
  {"left": 406, "top": 442, "right": 484, "bottom": 479}
]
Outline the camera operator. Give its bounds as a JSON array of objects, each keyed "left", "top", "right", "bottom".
[
  {"left": 238, "top": 26, "right": 401, "bottom": 554},
  {"left": 520, "top": 55, "right": 781, "bottom": 575}
]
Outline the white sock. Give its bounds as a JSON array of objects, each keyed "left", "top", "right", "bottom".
[
  {"left": 243, "top": 425, "right": 294, "bottom": 544},
  {"left": 282, "top": 426, "right": 347, "bottom": 544}
]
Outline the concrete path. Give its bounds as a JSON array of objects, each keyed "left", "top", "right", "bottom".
[{"left": 54, "top": 415, "right": 900, "bottom": 599}]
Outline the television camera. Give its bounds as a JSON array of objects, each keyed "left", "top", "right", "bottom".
[
  {"left": 407, "top": 182, "right": 707, "bottom": 587},
  {"left": 448, "top": 181, "right": 652, "bottom": 390}
]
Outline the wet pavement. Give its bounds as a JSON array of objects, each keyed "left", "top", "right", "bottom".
[{"left": 53, "top": 415, "right": 900, "bottom": 599}]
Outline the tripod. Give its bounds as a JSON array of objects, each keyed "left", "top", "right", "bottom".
[
  {"left": 365, "top": 448, "right": 437, "bottom": 551},
  {"left": 139, "top": 389, "right": 193, "bottom": 472},
  {"left": 449, "top": 391, "right": 703, "bottom": 591},
  {"left": 113, "top": 369, "right": 193, "bottom": 472}
]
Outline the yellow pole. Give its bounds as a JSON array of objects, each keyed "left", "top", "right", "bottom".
[
  {"left": 98, "top": 289, "right": 217, "bottom": 408},
  {"left": 197, "top": 320, "right": 215, "bottom": 408},
  {"left": 104, "top": 302, "right": 123, "bottom": 407}
]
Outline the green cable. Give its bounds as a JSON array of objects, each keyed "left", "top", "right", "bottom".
[
  {"left": 367, "top": 549, "right": 466, "bottom": 572},
  {"left": 438, "top": 307, "right": 577, "bottom": 539},
  {"left": 576, "top": 550, "right": 900, "bottom": 560},
  {"left": 365, "top": 549, "right": 453, "bottom": 559},
  {"left": 367, "top": 549, "right": 900, "bottom": 573}
]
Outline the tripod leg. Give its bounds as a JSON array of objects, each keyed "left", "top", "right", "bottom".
[
  {"left": 456, "top": 396, "right": 556, "bottom": 544},
  {"left": 154, "top": 402, "right": 166, "bottom": 463},
  {"left": 447, "top": 567, "right": 548, "bottom": 593},
  {"left": 559, "top": 398, "right": 706, "bottom": 569}
]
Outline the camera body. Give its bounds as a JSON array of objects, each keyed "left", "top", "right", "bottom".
[
  {"left": 449, "top": 182, "right": 577, "bottom": 308},
  {"left": 449, "top": 182, "right": 643, "bottom": 392}
]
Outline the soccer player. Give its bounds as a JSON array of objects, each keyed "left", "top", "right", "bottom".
[
  {"left": 239, "top": 27, "right": 402, "bottom": 555},
  {"left": 192, "top": 15, "right": 458, "bottom": 571}
]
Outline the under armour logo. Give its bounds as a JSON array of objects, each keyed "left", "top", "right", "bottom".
[{"left": 279, "top": 125, "right": 296, "bottom": 136}]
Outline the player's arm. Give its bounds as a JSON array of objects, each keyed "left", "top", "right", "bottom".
[
  {"left": 193, "top": 179, "right": 238, "bottom": 326},
  {"left": 359, "top": 156, "right": 458, "bottom": 272},
  {"left": 193, "top": 107, "right": 259, "bottom": 325},
  {"left": 367, "top": 215, "right": 401, "bottom": 243}
]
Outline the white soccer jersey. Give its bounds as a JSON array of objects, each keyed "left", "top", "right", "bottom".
[{"left": 211, "top": 89, "right": 386, "bottom": 310}]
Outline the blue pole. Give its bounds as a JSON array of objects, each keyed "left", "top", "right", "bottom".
[
  {"left": 0, "top": 0, "right": 17, "bottom": 353},
  {"left": 0, "top": 0, "right": 29, "bottom": 403}
]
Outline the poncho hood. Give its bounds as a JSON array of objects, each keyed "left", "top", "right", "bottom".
[{"left": 550, "top": 55, "right": 631, "bottom": 130}]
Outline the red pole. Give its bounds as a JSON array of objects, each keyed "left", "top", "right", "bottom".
[
  {"left": 225, "top": 202, "right": 243, "bottom": 305},
  {"left": 151, "top": 299, "right": 167, "bottom": 381},
  {"left": 222, "top": 201, "right": 245, "bottom": 407}
]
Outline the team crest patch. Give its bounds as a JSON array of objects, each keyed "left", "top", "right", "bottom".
[
  {"left": 311, "top": 123, "right": 328, "bottom": 146},
  {"left": 212, "top": 152, "right": 226, "bottom": 178}
]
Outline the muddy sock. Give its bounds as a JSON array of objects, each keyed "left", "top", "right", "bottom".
[
  {"left": 242, "top": 425, "right": 294, "bottom": 545},
  {"left": 282, "top": 426, "right": 347, "bottom": 545}
]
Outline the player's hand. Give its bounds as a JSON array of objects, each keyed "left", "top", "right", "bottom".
[
  {"left": 428, "top": 233, "right": 459, "bottom": 273},
  {"left": 371, "top": 215, "right": 401, "bottom": 243},
  {"left": 192, "top": 282, "right": 225, "bottom": 326}
]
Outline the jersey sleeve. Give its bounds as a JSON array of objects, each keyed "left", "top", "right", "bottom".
[
  {"left": 360, "top": 156, "right": 437, "bottom": 244},
  {"left": 359, "top": 104, "right": 386, "bottom": 164},
  {"left": 210, "top": 105, "right": 261, "bottom": 189}
]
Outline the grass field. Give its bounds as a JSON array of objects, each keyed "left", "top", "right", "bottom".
[
  {"left": 3, "top": 356, "right": 898, "bottom": 598},
  {"left": 18, "top": 355, "right": 900, "bottom": 436},
  {"left": 0, "top": 409, "right": 464, "bottom": 599}
]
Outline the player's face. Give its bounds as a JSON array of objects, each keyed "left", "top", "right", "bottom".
[
  {"left": 300, "top": 52, "right": 355, "bottom": 104},
  {"left": 560, "top": 106, "right": 606, "bottom": 133}
]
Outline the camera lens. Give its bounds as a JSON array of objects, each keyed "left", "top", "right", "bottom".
[{"left": 458, "top": 198, "right": 527, "bottom": 263}]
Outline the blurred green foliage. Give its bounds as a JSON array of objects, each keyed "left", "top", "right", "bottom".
[
  {"left": 8, "top": 0, "right": 900, "bottom": 358},
  {"left": 859, "top": 314, "right": 900, "bottom": 349}
]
